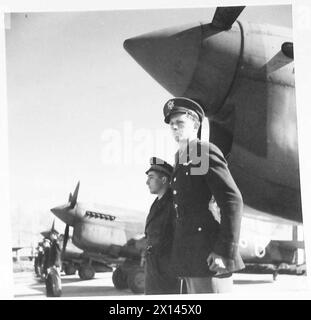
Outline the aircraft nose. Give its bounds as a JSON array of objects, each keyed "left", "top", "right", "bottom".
[
  {"left": 124, "top": 23, "right": 202, "bottom": 98},
  {"left": 124, "top": 22, "right": 241, "bottom": 116},
  {"left": 50, "top": 205, "right": 75, "bottom": 226}
]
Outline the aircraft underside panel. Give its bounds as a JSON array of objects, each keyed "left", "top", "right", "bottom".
[
  {"left": 228, "top": 155, "right": 302, "bottom": 222},
  {"left": 226, "top": 22, "right": 301, "bottom": 223},
  {"left": 73, "top": 221, "right": 128, "bottom": 251}
]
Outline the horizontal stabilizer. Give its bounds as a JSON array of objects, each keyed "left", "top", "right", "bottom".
[{"left": 270, "top": 240, "right": 304, "bottom": 250}]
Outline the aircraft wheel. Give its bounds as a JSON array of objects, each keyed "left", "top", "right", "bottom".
[
  {"left": 64, "top": 263, "right": 77, "bottom": 275},
  {"left": 127, "top": 267, "right": 145, "bottom": 294},
  {"left": 112, "top": 267, "right": 128, "bottom": 290},
  {"left": 78, "top": 265, "right": 95, "bottom": 280}
]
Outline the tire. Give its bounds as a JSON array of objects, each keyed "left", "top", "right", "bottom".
[
  {"left": 64, "top": 263, "right": 77, "bottom": 275},
  {"left": 127, "top": 267, "right": 145, "bottom": 294},
  {"left": 112, "top": 267, "right": 128, "bottom": 290},
  {"left": 78, "top": 264, "right": 95, "bottom": 280},
  {"left": 46, "top": 268, "right": 62, "bottom": 297}
]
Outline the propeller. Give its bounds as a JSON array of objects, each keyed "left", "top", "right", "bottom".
[
  {"left": 69, "top": 181, "right": 80, "bottom": 209},
  {"left": 51, "top": 219, "right": 56, "bottom": 233},
  {"left": 211, "top": 6, "right": 245, "bottom": 30},
  {"left": 40, "top": 219, "right": 58, "bottom": 239},
  {"left": 62, "top": 181, "right": 79, "bottom": 256},
  {"left": 62, "top": 224, "right": 70, "bottom": 257}
]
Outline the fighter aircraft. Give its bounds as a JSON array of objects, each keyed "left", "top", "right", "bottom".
[
  {"left": 36, "top": 222, "right": 112, "bottom": 279},
  {"left": 123, "top": 6, "right": 301, "bottom": 225},
  {"left": 51, "top": 182, "right": 147, "bottom": 293},
  {"left": 59, "top": 235, "right": 114, "bottom": 277}
]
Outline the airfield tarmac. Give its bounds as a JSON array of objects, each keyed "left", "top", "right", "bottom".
[{"left": 14, "top": 271, "right": 309, "bottom": 299}]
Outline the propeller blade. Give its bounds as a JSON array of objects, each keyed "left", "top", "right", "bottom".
[
  {"left": 69, "top": 181, "right": 80, "bottom": 209},
  {"left": 281, "top": 42, "right": 294, "bottom": 59},
  {"left": 51, "top": 219, "right": 56, "bottom": 233},
  {"left": 211, "top": 6, "right": 245, "bottom": 30},
  {"left": 68, "top": 192, "right": 72, "bottom": 203},
  {"left": 62, "top": 224, "right": 70, "bottom": 256},
  {"left": 40, "top": 230, "right": 50, "bottom": 238}
]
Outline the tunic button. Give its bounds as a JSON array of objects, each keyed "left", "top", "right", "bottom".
[
  {"left": 198, "top": 227, "right": 202, "bottom": 232},
  {"left": 174, "top": 177, "right": 176, "bottom": 182},
  {"left": 173, "top": 190, "right": 177, "bottom": 195},
  {"left": 186, "top": 172, "right": 189, "bottom": 175}
]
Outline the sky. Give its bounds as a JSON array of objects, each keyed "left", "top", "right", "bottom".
[{"left": 5, "top": 5, "right": 294, "bottom": 244}]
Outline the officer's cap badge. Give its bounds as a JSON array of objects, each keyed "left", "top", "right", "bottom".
[{"left": 167, "top": 100, "right": 174, "bottom": 110}]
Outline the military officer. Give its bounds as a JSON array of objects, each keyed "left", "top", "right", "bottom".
[
  {"left": 163, "top": 97, "right": 245, "bottom": 294},
  {"left": 144, "top": 157, "right": 180, "bottom": 295}
]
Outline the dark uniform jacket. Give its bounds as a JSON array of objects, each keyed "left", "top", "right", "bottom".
[
  {"left": 42, "top": 247, "right": 50, "bottom": 274},
  {"left": 144, "top": 189, "right": 179, "bottom": 294},
  {"left": 170, "top": 139, "right": 245, "bottom": 277},
  {"left": 48, "top": 240, "right": 62, "bottom": 268}
]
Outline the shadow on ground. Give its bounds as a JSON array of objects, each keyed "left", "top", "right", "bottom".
[
  {"left": 233, "top": 279, "right": 273, "bottom": 285},
  {"left": 22, "top": 275, "right": 135, "bottom": 298}
]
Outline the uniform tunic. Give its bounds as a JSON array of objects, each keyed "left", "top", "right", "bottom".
[
  {"left": 45, "top": 239, "right": 62, "bottom": 297},
  {"left": 170, "top": 139, "right": 245, "bottom": 277},
  {"left": 48, "top": 240, "right": 62, "bottom": 268},
  {"left": 144, "top": 189, "right": 180, "bottom": 294}
]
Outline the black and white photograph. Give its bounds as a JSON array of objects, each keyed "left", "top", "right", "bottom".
[{"left": 1, "top": 0, "right": 311, "bottom": 299}]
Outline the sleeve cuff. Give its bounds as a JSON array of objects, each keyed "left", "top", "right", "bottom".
[{"left": 213, "top": 239, "right": 240, "bottom": 259}]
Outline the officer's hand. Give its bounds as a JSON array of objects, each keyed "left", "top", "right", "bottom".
[{"left": 207, "top": 252, "right": 228, "bottom": 275}]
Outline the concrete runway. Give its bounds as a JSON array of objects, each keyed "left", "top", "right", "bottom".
[{"left": 14, "top": 271, "right": 309, "bottom": 299}]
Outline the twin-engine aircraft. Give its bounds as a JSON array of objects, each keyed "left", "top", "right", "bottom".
[
  {"left": 124, "top": 6, "right": 300, "bottom": 224},
  {"left": 123, "top": 5, "right": 304, "bottom": 274}
]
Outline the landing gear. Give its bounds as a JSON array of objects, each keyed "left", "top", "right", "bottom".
[
  {"left": 78, "top": 264, "right": 95, "bottom": 280},
  {"left": 64, "top": 263, "right": 77, "bottom": 275},
  {"left": 272, "top": 270, "right": 278, "bottom": 281},
  {"left": 112, "top": 261, "right": 145, "bottom": 294},
  {"left": 127, "top": 266, "right": 145, "bottom": 294},
  {"left": 112, "top": 266, "right": 128, "bottom": 289}
]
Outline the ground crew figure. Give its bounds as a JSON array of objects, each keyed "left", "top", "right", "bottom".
[
  {"left": 163, "top": 97, "right": 245, "bottom": 294},
  {"left": 144, "top": 157, "right": 180, "bottom": 295},
  {"left": 34, "top": 242, "right": 44, "bottom": 277},
  {"left": 41, "top": 238, "right": 51, "bottom": 280},
  {"left": 45, "top": 230, "right": 62, "bottom": 297},
  {"left": 48, "top": 230, "right": 62, "bottom": 271}
]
